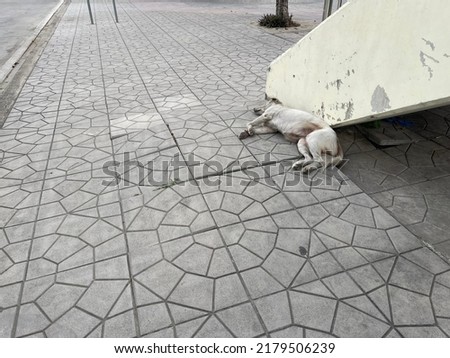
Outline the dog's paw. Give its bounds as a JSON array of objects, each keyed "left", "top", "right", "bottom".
[
  {"left": 301, "top": 163, "right": 322, "bottom": 174},
  {"left": 291, "top": 162, "right": 303, "bottom": 171},
  {"left": 238, "top": 130, "right": 250, "bottom": 140},
  {"left": 300, "top": 165, "right": 315, "bottom": 174},
  {"left": 291, "top": 160, "right": 310, "bottom": 171}
]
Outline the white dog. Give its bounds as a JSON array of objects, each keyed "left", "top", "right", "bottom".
[{"left": 239, "top": 99, "right": 343, "bottom": 173}]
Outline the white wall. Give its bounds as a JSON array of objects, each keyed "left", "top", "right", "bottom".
[{"left": 266, "top": 0, "right": 450, "bottom": 126}]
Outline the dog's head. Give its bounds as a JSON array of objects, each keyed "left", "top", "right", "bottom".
[
  {"left": 254, "top": 97, "right": 282, "bottom": 114},
  {"left": 265, "top": 96, "right": 282, "bottom": 107}
]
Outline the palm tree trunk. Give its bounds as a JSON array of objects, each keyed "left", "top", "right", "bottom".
[{"left": 276, "top": 0, "right": 289, "bottom": 22}]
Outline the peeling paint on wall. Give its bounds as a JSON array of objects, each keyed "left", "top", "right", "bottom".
[
  {"left": 420, "top": 51, "right": 440, "bottom": 79},
  {"left": 344, "top": 101, "right": 354, "bottom": 120},
  {"left": 317, "top": 102, "right": 325, "bottom": 119},
  {"left": 422, "top": 38, "right": 436, "bottom": 51},
  {"left": 326, "top": 79, "right": 343, "bottom": 91},
  {"left": 265, "top": 0, "right": 450, "bottom": 126},
  {"left": 371, "top": 86, "right": 391, "bottom": 113}
]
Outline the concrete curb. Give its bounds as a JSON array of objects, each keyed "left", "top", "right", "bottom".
[{"left": 0, "top": 0, "right": 64, "bottom": 84}]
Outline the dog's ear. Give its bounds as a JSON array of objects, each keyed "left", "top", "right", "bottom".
[
  {"left": 271, "top": 98, "right": 282, "bottom": 105},
  {"left": 266, "top": 98, "right": 281, "bottom": 107}
]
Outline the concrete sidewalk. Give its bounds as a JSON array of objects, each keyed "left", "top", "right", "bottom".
[
  {"left": 0, "top": 0, "right": 63, "bottom": 82},
  {"left": 1, "top": 0, "right": 449, "bottom": 338}
]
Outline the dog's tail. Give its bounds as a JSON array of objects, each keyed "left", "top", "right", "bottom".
[
  {"left": 325, "top": 141, "right": 344, "bottom": 168},
  {"left": 322, "top": 140, "right": 344, "bottom": 168},
  {"left": 306, "top": 127, "right": 344, "bottom": 169}
]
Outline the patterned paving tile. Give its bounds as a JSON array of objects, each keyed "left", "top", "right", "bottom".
[
  {"left": 339, "top": 109, "right": 450, "bottom": 260},
  {"left": 1, "top": 0, "right": 450, "bottom": 338}
]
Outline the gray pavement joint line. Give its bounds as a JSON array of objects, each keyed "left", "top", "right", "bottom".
[
  {"left": 213, "top": 314, "right": 238, "bottom": 338},
  {"left": 96, "top": 0, "right": 227, "bottom": 336},
  {"left": 428, "top": 277, "right": 449, "bottom": 336},
  {"left": 164, "top": 300, "right": 178, "bottom": 338},
  {"left": 163, "top": 156, "right": 297, "bottom": 183},
  {"left": 99, "top": 0, "right": 197, "bottom": 183},
  {"left": 21, "top": 239, "right": 401, "bottom": 308},
  {"left": 329, "top": 301, "right": 340, "bottom": 336},
  {"left": 262, "top": 165, "right": 403, "bottom": 328},
  {"left": 192, "top": 6, "right": 299, "bottom": 47},
  {"left": 152, "top": 176, "right": 274, "bottom": 334},
  {"left": 267, "top": 31, "right": 301, "bottom": 44},
  {"left": 3, "top": 1, "right": 450, "bottom": 335},
  {"left": 149, "top": 273, "right": 186, "bottom": 334},
  {"left": 118, "top": 1, "right": 301, "bottom": 180},
  {"left": 339, "top": 167, "right": 428, "bottom": 196},
  {"left": 361, "top": 173, "right": 450, "bottom": 264},
  {"left": 126, "top": 173, "right": 406, "bottom": 254},
  {"left": 0, "top": 0, "right": 71, "bottom": 129},
  {"left": 38, "top": 251, "right": 133, "bottom": 282},
  {"left": 198, "top": 223, "right": 271, "bottom": 336},
  {"left": 157, "top": 4, "right": 295, "bottom": 61},
  {"left": 430, "top": 149, "right": 438, "bottom": 167},
  {"left": 111, "top": 1, "right": 285, "bottom": 182},
  {"left": 285, "top": 286, "right": 296, "bottom": 330},
  {"left": 418, "top": 238, "right": 450, "bottom": 266},
  {"left": 421, "top": 194, "right": 431, "bottom": 225},
  {"left": 392, "top": 328, "right": 405, "bottom": 338},
  {"left": 105, "top": 0, "right": 197, "bottom": 102},
  {"left": 140, "top": 228, "right": 399, "bottom": 278},
  {"left": 119, "top": 1, "right": 249, "bottom": 100},
  {"left": 92, "top": 0, "right": 143, "bottom": 338},
  {"left": 10, "top": 1, "right": 84, "bottom": 338},
  {"left": 402, "top": 142, "right": 414, "bottom": 168},
  {"left": 119, "top": 144, "right": 179, "bottom": 162},
  {"left": 0, "top": 0, "right": 65, "bottom": 84},
  {"left": 107, "top": 11, "right": 220, "bottom": 185},
  {"left": 173, "top": 192, "right": 286, "bottom": 336},
  {"left": 110, "top": 2, "right": 205, "bottom": 107},
  {"left": 143, "top": 1, "right": 297, "bottom": 51},
  {"left": 132, "top": 4, "right": 266, "bottom": 80},
  {"left": 384, "top": 255, "right": 399, "bottom": 324}
]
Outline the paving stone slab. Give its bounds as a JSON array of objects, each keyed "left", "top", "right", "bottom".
[{"left": 1, "top": 0, "right": 450, "bottom": 338}]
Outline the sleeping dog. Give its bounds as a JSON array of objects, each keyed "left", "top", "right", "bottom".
[{"left": 239, "top": 99, "right": 343, "bottom": 173}]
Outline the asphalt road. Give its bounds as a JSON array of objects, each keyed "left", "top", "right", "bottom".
[{"left": 0, "top": 0, "right": 61, "bottom": 76}]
